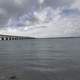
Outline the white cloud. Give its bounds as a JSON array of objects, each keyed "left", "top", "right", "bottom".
[
  {"left": 0, "top": 0, "right": 80, "bottom": 38},
  {"left": 71, "top": 0, "right": 80, "bottom": 10},
  {"left": 2, "top": 6, "right": 80, "bottom": 38},
  {"left": 38, "top": 0, "right": 45, "bottom": 4}
]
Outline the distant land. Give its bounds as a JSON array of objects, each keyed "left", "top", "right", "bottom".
[
  {"left": 0, "top": 34, "right": 80, "bottom": 39},
  {"left": 37, "top": 36, "right": 80, "bottom": 39}
]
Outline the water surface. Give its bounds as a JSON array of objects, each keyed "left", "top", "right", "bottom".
[{"left": 0, "top": 38, "right": 80, "bottom": 80}]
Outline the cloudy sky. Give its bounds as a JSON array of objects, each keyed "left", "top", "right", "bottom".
[
  {"left": 0, "top": 0, "right": 79, "bottom": 26},
  {"left": 0, "top": 0, "right": 80, "bottom": 37}
]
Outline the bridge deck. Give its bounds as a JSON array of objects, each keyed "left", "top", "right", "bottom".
[{"left": 0, "top": 35, "right": 35, "bottom": 40}]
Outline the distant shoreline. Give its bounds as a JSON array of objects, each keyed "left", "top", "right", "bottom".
[
  {"left": 36, "top": 37, "right": 80, "bottom": 39},
  {"left": 0, "top": 34, "right": 80, "bottom": 40}
]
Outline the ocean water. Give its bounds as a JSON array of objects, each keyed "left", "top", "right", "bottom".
[{"left": 0, "top": 38, "right": 80, "bottom": 80}]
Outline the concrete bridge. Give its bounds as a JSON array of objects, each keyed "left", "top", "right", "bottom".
[{"left": 0, "top": 35, "right": 35, "bottom": 40}]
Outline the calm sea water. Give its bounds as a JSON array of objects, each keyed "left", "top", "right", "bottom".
[{"left": 0, "top": 38, "right": 80, "bottom": 80}]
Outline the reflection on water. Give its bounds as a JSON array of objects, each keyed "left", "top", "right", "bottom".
[{"left": 0, "top": 38, "right": 80, "bottom": 80}]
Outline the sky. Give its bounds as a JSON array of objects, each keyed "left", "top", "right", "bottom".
[{"left": 0, "top": 0, "right": 80, "bottom": 37}]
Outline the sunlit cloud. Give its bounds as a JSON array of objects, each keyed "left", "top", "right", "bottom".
[{"left": 38, "top": 0, "right": 45, "bottom": 4}]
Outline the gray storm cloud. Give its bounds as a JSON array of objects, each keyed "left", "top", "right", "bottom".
[
  {"left": 0, "top": 0, "right": 38, "bottom": 26},
  {"left": 0, "top": 0, "right": 75, "bottom": 26}
]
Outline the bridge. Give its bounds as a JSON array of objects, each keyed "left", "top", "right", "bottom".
[{"left": 0, "top": 35, "right": 35, "bottom": 40}]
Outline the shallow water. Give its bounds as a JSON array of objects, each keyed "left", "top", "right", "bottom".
[{"left": 0, "top": 38, "right": 80, "bottom": 80}]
